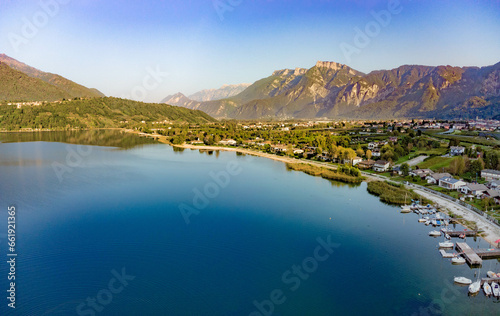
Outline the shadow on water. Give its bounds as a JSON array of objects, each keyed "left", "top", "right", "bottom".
[
  {"left": 0, "top": 130, "right": 158, "bottom": 149},
  {"left": 172, "top": 146, "right": 185, "bottom": 153}
]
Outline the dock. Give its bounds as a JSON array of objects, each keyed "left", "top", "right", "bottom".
[
  {"left": 455, "top": 243, "right": 483, "bottom": 265},
  {"left": 476, "top": 248, "right": 500, "bottom": 259},
  {"left": 481, "top": 277, "right": 500, "bottom": 285},
  {"left": 441, "top": 229, "right": 477, "bottom": 237},
  {"left": 439, "top": 250, "right": 455, "bottom": 258}
]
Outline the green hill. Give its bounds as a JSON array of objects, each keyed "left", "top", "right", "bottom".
[
  {"left": 0, "top": 97, "right": 216, "bottom": 130},
  {"left": 0, "top": 54, "right": 104, "bottom": 100},
  {"left": 0, "top": 62, "right": 72, "bottom": 101}
]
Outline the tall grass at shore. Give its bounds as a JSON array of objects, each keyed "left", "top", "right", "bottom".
[
  {"left": 367, "top": 181, "right": 430, "bottom": 205},
  {"left": 286, "top": 163, "right": 364, "bottom": 184}
]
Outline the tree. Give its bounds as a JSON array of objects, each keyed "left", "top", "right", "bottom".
[
  {"left": 449, "top": 139, "right": 460, "bottom": 147},
  {"left": 366, "top": 150, "right": 372, "bottom": 160},
  {"left": 329, "top": 145, "right": 339, "bottom": 160},
  {"left": 382, "top": 150, "right": 395, "bottom": 162},
  {"left": 469, "top": 159, "right": 484, "bottom": 176},
  {"left": 449, "top": 156, "right": 466, "bottom": 175},
  {"left": 343, "top": 148, "right": 356, "bottom": 163},
  {"left": 401, "top": 163, "right": 410, "bottom": 176},
  {"left": 356, "top": 148, "right": 365, "bottom": 157}
]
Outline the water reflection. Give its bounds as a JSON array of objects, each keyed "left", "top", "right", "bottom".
[
  {"left": 0, "top": 130, "right": 158, "bottom": 149},
  {"left": 172, "top": 146, "right": 185, "bottom": 153}
]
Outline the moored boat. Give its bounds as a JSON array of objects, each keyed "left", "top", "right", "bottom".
[
  {"left": 492, "top": 282, "right": 500, "bottom": 297},
  {"left": 439, "top": 240, "right": 454, "bottom": 248},
  {"left": 487, "top": 271, "right": 497, "bottom": 278},
  {"left": 429, "top": 230, "right": 441, "bottom": 237},
  {"left": 451, "top": 256, "right": 466, "bottom": 264},
  {"left": 469, "top": 280, "right": 481, "bottom": 294},
  {"left": 454, "top": 277, "right": 472, "bottom": 285},
  {"left": 484, "top": 282, "right": 492, "bottom": 296}
]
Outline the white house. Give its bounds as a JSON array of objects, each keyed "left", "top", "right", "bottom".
[
  {"left": 438, "top": 177, "right": 466, "bottom": 190},
  {"left": 481, "top": 169, "right": 500, "bottom": 181},
  {"left": 351, "top": 156, "right": 363, "bottom": 166},
  {"left": 271, "top": 145, "right": 288, "bottom": 152},
  {"left": 449, "top": 146, "right": 465, "bottom": 156},
  {"left": 371, "top": 149, "right": 381, "bottom": 157},
  {"left": 426, "top": 173, "right": 452, "bottom": 184},
  {"left": 373, "top": 160, "right": 390, "bottom": 172},
  {"left": 460, "top": 183, "right": 488, "bottom": 196},
  {"left": 219, "top": 139, "right": 237, "bottom": 146}
]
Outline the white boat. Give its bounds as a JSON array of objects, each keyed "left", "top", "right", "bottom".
[
  {"left": 418, "top": 218, "right": 426, "bottom": 222},
  {"left": 429, "top": 230, "right": 441, "bottom": 237},
  {"left": 401, "top": 207, "right": 411, "bottom": 213},
  {"left": 439, "top": 240, "right": 454, "bottom": 248},
  {"left": 484, "top": 282, "right": 492, "bottom": 296},
  {"left": 469, "top": 280, "right": 481, "bottom": 294},
  {"left": 492, "top": 282, "right": 500, "bottom": 297},
  {"left": 487, "top": 271, "right": 497, "bottom": 278},
  {"left": 452, "top": 256, "right": 466, "bottom": 264},
  {"left": 425, "top": 220, "right": 431, "bottom": 226},
  {"left": 454, "top": 277, "right": 472, "bottom": 285}
]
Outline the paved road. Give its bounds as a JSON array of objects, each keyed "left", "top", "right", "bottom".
[{"left": 397, "top": 155, "right": 428, "bottom": 167}]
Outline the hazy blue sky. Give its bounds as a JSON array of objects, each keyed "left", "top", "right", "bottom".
[{"left": 1, "top": 0, "right": 499, "bottom": 102}]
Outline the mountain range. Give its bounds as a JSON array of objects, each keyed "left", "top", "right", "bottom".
[
  {"left": 0, "top": 54, "right": 104, "bottom": 101},
  {"left": 162, "top": 83, "right": 251, "bottom": 103},
  {"left": 162, "top": 61, "right": 500, "bottom": 120}
]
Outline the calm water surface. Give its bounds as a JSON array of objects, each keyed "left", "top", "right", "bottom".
[{"left": 0, "top": 131, "right": 499, "bottom": 315}]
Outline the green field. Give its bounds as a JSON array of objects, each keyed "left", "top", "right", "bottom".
[
  {"left": 424, "top": 129, "right": 500, "bottom": 147},
  {"left": 417, "top": 156, "right": 457, "bottom": 171},
  {"left": 395, "top": 146, "right": 448, "bottom": 164}
]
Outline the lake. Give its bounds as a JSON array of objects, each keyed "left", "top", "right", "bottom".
[{"left": 0, "top": 131, "right": 499, "bottom": 315}]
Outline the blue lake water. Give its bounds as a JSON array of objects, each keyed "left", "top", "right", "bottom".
[{"left": 0, "top": 131, "right": 499, "bottom": 315}]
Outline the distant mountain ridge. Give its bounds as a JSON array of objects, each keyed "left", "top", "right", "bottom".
[
  {"left": 162, "top": 60, "right": 500, "bottom": 120},
  {"left": 0, "top": 54, "right": 104, "bottom": 101},
  {"left": 188, "top": 83, "right": 251, "bottom": 102}
]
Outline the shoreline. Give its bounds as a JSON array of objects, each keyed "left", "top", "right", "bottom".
[
  {"left": 6, "top": 128, "right": 498, "bottom": 247},
  {"left": 168, "top": 140, "right": 500, "bottom": 247}
]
